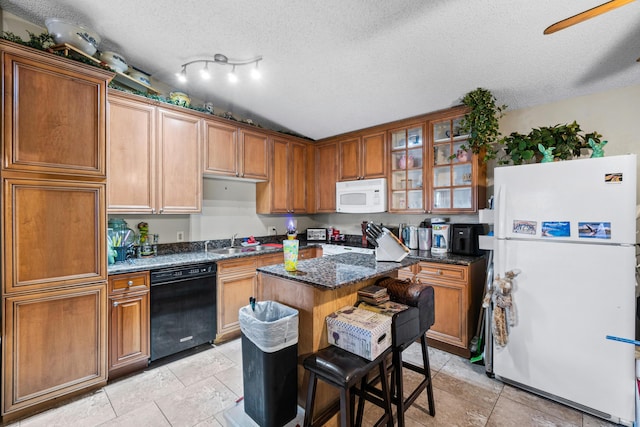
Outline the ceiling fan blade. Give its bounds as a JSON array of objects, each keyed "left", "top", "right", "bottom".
[{"left": 544, "top": 0, "right": 636, "bottom": 34}]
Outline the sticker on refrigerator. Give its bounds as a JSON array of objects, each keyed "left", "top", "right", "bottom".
[
  {"left": 604, "top": 173, "right": 623, "bottom": 183},
  {"left": 578, "top": 222, "right": 611, "bottom": 239},
  {"left": 512, "top": 220, "right": 537, "bottom": 235},
  {"left": 541, "top": 221, "right": 570, "bottom": 237}
]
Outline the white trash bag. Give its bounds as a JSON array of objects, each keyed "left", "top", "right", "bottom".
[{"left": 239, "top": 301, "right": 299, "bottom": 353}]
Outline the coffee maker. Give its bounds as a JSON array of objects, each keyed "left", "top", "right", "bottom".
[{"left": 431, "top": 223, "right": 450, "bottom": 254}]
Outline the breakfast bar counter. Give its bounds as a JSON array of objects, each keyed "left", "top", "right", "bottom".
[{"left": 257, "top": 253, "right": 419, "bottom": 413}]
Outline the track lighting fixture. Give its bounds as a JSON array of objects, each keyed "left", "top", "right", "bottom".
[{"left": 176, "top": 54, "right": 263, "bottom": 84}]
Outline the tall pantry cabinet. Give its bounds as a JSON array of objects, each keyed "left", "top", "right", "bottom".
[{"left": 0, "top": 40, "right": 111, "bottom": 420}]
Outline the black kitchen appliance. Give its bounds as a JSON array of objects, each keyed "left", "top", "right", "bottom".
[
  {"left": 150, "top": 263, "right": 216, "bottom": 361},
  {"left": 450, "top": 223, "right": 489, "bottom": 256}
]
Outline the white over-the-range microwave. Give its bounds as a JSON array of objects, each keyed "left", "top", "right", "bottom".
[{"left": 335, "top": 178, "right": 387, "bottom": 213}]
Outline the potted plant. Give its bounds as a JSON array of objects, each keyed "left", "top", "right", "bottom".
[
  {"left": 456, "top": 88, "right": 507, "bottom": 163},
  {"left": 499, "top": 121, "right": 602, "bottom": 165}
]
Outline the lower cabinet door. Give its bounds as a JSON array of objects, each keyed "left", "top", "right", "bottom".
[
  {"left": 2, "top": 284, "right": 107, "bottom": 416},
  {"left": 216, "top": 270, "right": 257, "bottom": 343},
  {"left": 426, "top": 281, "right": 467, "bottom": 348},
  {"left": 109, "top": 291, "right": 150, "bottom": 374}
]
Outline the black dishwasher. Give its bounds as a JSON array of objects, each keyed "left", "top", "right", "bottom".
[{"left": 150, "top": 263, "right": 216, "bottom": 361}]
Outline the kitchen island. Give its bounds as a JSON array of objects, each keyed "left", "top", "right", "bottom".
[{"left": 257, "top": 252, "right": 419, "bottom": 414}]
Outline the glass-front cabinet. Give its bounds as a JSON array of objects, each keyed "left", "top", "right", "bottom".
[
  {"left": 430, "top": 115, "right": 481, "bottom": 212},
  {"left": 389, "top": 124, "right": 425, "bottom": 211}
]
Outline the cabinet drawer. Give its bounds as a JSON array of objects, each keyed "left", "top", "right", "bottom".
[
  {"left": 218, "top": 258, "right": 257, "bottom": 276},
  {"left": 108, "top": 271, "right": 149, "bottom": 295},
  {"left": 299, "top": 248, "right": 317, "bottom": 260},
  {"left": 257, "top": 252, "right": 283, "bottom": 267},
  {"left": 416, "top": 262, "right": 467, "bottom": 283}
]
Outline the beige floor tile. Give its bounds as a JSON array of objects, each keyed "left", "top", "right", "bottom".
[
  {"left": 486, "top": 394, "right": 581, "bottom": 427},
  {"left": 167, "top": 347, "right": 236, "bottom": 386},
  {"left": 216, "top": 339, "right": 243, "bottom": 366},
  {"left": 499, "top": 385, "right": 583, "bottom": 425},
  {"left": 194, "top": 415, "right": 225, "bottom": 426},
  {"left": 583, "top": 413, "right": 621, "bottom": 426},
  {"left": 214, "top": 364, "right": 244, "bottom": 396},
  {"left": 439, "top": 355, "right": 503, "bottom": 394},
  {"left": 405, "top": 386, "right": 491, "bottom": 427},
  {"left": 154, "top": 374, "right": 238, "bottom": 427},
  {"left": 403, "top": 341, "right": 452, "bottom": 372},
  {"left": 98, "top": 402, "right": 170, "bottom": 426},
  {"left": 104, "top": 365, "right": 184, "bottom": 416},
  {"left": 432, "top": 371, "right": 501, "bottom": 410},
  {"left": 19, "top": 389, "right": 115, "bottom": 427}
]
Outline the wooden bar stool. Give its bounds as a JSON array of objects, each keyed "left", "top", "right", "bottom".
[
  {"left": 376, "top": 277, "right": 436, "bottom": 427},
  {"left": 302, "top": 345, "right": 393, "bottom": 427}
]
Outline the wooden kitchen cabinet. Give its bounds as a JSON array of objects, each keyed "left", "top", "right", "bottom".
[
  {"left": 2, "top": 284, "right": 107, "bottom": 416},
  {"left": 338, "top": 131, "right": 387, "bottom": 181},
  {"left": 203, "top": 120, "right": 269, "bottom": 181},
  {"left": 413, "top": 260, "right": 486, "bottom": 358},
  {"left": 216, "top": 248, "right": 320, "bottom": 343},
  {"left": 428, "top": 107, "right": 486, "bottom": 213},
  {"left": 315, "top": 141, "right": 338, "bottom": 212},
  {"left": 0, "top": 40, "right": 112, "bottom": 421},
  {"left": 108, "top": 272, "right": 150, "bottom": 378},
  {"left": 256, "top": 137, "right": 312, "bottom": 214},
  {"left": 216, "top": 258, "right": 258, "bottom": 343},
  {"left": 107, "top": 91, "right": 202, "bottom": 214},
  {"left": 1, "top": 40, "right": 107, "bottom": 178},
  {"left": 389, "top": 123, "right": 426, "bottom": 212}
]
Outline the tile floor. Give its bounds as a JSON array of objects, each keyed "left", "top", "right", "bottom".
[{"left": 4, "top": 338, "right": 619, "bottom": 427}]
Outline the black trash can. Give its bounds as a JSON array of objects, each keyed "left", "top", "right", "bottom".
[{"left": 239, "top": 301, "right": 298, "bottom": 427}]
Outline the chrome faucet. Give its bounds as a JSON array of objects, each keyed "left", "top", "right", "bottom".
[
  {"left": 230, "top": 233, "right": 238, "bottom": 247},
  {"left": 204, "top": 240, "right": 211, "bottom": 253}
]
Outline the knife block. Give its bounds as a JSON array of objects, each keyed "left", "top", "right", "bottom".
[{"left": 375, "top": 232, "right": 409, "bottom": 262}]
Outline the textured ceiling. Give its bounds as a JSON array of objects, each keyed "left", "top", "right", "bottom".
[{"left": 1, "top": 0, "right": 639, "bottom": 140}]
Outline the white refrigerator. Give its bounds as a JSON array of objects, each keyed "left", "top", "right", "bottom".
[{"left": 491, "top": 154, "right": 637, "bottom": 425}]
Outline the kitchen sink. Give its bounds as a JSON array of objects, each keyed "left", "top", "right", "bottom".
[
  {"left": 208, "top": 245, "right": 269, "bottom": 255},
  {"left": 208, "top": 247, "right": 243, "bottom": 255}
]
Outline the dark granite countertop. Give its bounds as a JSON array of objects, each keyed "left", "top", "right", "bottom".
[
  {"left": 107, "top": 239, "right": 483, "bottom": 276},
  {"left": 107, "top": 243, "right": 321, "bottom": 275},
  {"left": 407, "top": 250, "right": 486, "bottom": 265},
  {"left": 257, "top": 252, "right": 419, "bottom": 289}
]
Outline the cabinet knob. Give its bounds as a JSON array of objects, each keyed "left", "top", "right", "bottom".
[
  {"left": 152, "top": 209, "right": 156, "bottom": 214},
  {"left": 113, "top": 301, "right": 119, "bottom": 307},
  {"left": 127, "top": 280, "right": 133, "bottom": 286},
  {"left": 159, "top": 208, "right": 163, "bottom": 213},
  {"left": 437, "top": 270, "right": 443, "bottom": 275},
  {"left": 236, "top": 172, "right": 240, "bottom": 177}
]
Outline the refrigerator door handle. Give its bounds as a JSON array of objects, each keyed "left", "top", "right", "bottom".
[{"left": 495, "top": 184, "right": 507, "bottom": 239}]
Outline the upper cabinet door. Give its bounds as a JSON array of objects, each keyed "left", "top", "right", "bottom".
[
  {"left": 157, "top": 108, "right": 202, "bottom": 214},
  {"left": 361, "top": 131, "right": 387, "bottom": 179},
  {"left": 107, "top": 94, "right": 156, "bottom": 213},
  {"left": 289, "top": 141, "right": 308, "bottom": 213},
  {"left": 203, "top": 120, "right": 238, "bottom": 177},
  {"left": 338, "top": 137, "right": 361, "bottom": 181},
  {"left": 338, "top": 132, "right": 386, "bottom": 181},
  {"left": 315, "top": 142, "right": 338, "bottom": 212},
  {"left": 239, "top": 129, "right": 269, "bottom": 180},
  {"left": 429, "top": 113, "right": 485, "bottom": 213},
  {"left": 1, "top": 41, "right": 110, "bottom": 177}
]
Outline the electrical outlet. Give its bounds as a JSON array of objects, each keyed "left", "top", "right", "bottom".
[
  {"left": 268, "top": 226, "right": 277, "bottom": 236},
  {"left": 176, "top": 231, "right": 184, "bottom": 242}
]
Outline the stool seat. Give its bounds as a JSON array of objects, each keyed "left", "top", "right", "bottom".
[
  {"left": 303, "top": 346, "right": 375, "bottom": 388},
  {"left": 303, "top": 346, "right": 393, "bottom": 427}
]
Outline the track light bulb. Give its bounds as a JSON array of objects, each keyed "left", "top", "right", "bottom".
[
  {"left": 228, "top": 66, "right": 238, "bottom": 83},
  {"left": 176, "top": 66, "right": 187, "bottom": 83},
  {"left": 251, "top": 62, "right": 261, "bottom": 80},
  {"left": 200, "top": 62, "right": 211, "bottom": 80}
]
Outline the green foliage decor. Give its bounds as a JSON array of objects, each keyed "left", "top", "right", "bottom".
[
  {"left": 457, "top": 88, "right": 507, "bottom": 163},
  {"left": 499, "top": 121, "right": 602, "bottom": 165}
]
